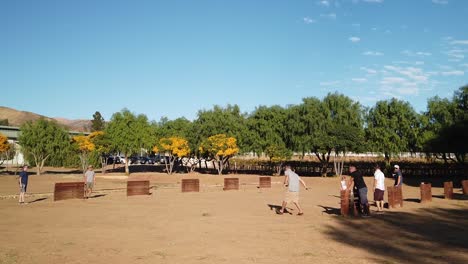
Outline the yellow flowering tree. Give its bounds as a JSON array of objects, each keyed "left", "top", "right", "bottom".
[
  {"left": 199, "top": 134, "right": 239, "bottom": 175},
  {"left": 153, "top": 136, "right": 190, "bottom": 174},
  {"left": 0, "top": 133, "right": 12, "bottom": 166},
  {"left": 72, "top": 133, "right": 97, "bottom": 173}
]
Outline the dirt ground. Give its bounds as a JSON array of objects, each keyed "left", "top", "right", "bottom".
[{"left": 1, "top": 169, "right": 467, "bottom": 264}]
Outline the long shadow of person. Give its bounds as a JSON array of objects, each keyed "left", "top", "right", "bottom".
[
  {"left": 317, "top": 205, "right": 341, "bottom": 216},
  {"left": 267, "top": 204, "right": 293, "bottom": 215}
]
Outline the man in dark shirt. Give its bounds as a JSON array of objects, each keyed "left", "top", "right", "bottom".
[
  {"left": 393, "top": 165, "right": 403, "bottom": 186},
  {"left": 18, "top": 165, "right": 29, "bottom": 204},
  {"left": 347, "top": 165, "right": 370, "bottom": 217}
]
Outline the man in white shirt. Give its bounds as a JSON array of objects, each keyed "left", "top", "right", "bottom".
[
  {"left": 373, "top": 164, "right": 385, "bottom": 213},
  {"left": 277, "top": 165, "right": 308, "bottom": 216}
]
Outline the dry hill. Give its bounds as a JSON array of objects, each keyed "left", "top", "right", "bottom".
[{"left": 0, "top": 106, "right": 91, "bottom": 132}]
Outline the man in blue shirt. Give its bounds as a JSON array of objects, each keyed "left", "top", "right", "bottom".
[{"left": 18, "top": 165, "right": 29, "bottom": 204}]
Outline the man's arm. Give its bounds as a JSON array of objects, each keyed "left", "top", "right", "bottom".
[
  {"left": 299, "top": 177, "right": 308, "bottom": 190},
  {"left": 396, "top": 174, "right": 402, "bottom": 186},
  {"left": 284, "top": 174, "right": 289, "bottom": 186}
]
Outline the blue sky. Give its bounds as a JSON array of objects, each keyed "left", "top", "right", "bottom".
[{"left": 1, "top": 0, "right": 467, "bottom": 121}]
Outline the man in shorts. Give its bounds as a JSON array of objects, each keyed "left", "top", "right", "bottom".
[
  {"left": 84, "top": 165, "right": 96, "bottom": 198},
  {"left": 348, "top": 165, "right": 370, "bottom": 217},
  {"left": 18, "top": 165, "right": 29, "bottom": 204},
  {"left": 277, "top": 165, "right": 308, "bottom": 216},
  {"left": 373, "top": 164, "right": 385, "bottom": 213}
]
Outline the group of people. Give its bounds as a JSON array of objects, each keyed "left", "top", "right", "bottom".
[
  {"left": 277, "top": 163, "right": 403, "bottom": 217},
  {"left": 17, "top": 164, "right": 96, "bottom": 204},
  {"left": 344, "top": 164, "right": 403, "bottom": 216},
  {"left": 17, "top": 162, "right": 401, "bottom": 218}
]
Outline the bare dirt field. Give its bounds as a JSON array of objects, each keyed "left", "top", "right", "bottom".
[{"left": 1, "top": 169, "right": 467, "bottom": 264}]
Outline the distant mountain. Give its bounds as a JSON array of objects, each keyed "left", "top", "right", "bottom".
[{"left": 0, "top": 106, "right": 91, "bottom": 132}]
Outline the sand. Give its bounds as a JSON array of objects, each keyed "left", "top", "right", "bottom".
[{"left": 1, "top": 171, "right": 467, "bottom": 264}]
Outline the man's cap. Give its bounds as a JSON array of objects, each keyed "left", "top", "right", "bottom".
[{"left": 394, "top": 165, "right": 400, "bottom": 169}]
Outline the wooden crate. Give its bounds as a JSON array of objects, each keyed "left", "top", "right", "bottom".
[
  {"left": 462, "top": 180, "right": 468, "bottom": 195},
  {"left": 340, "top": 190, "right": 350, "bottom": 216},
  {"left": 181, "top": 179, "right": 199, "bottom": 192},
  {"left": 420, "top": 183, "right": 432, "bottom": 203},
  {"left": 127, "top": 180, "right": 151, "bottom": 196},
  {"left": 387, "top": 186, "right": 404, "bottom": 208},
  {"left": 444, "top": 181, "right": 453, "bottom": 200},
  {"left": 54, "top": 182, "right": 85, "bottom": 201},
  {"left": 258, "top": 177, "right": 271, "bottom": 188},
  {"left": 223, "top": 178, "right": 239, "bottom": 191}
]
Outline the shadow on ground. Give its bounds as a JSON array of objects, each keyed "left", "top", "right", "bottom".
[
  {"left": 323, "top": 205, "right": 468, "bottom": 264},
  {"left": 318, "top": 205, "right": 341, "bottom": 216}
]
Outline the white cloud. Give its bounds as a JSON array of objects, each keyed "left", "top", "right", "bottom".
[
  {"left": 380, "top": 77, "right": 420, "bottom": 96},
  {"left": 363, "top": 51, "right": 384, "bottom": 56},
  {"left": 303, "top": 17, "right": 316, "bottom": 24},
  {"left": 363, "top": 0, "right": 384, "bottom": 3},
  {"left": 450, "top": 40, "right": 468, "bottom": 45},
  {"left": 441, "top": 71, "right": 464, "bottom": 76},
  {"left": 381, "top": 77, "right": 407, "bottom": 85},
  {"left": 320, "top": 13, "right": 337, "bottom": 19},
  {"left": 432, "top": 0, "right": 448, "bottom": 4},
  {"left": 402, "top": 50, "right": 432, "bottom": 57},
  {"left": 444, "top": 49, "right": 467, "bottom": 62},
  {"left": 349, "top": 36, "right": 361, "bottom": 43},
  {"left": 384, "top": 65, "right": 429, "bottom": 82},
  {"left": 352, "top": 78, "right": 367, "bottom": 83},
  {"left": 460, "top": 63, "right": 468, "bottom": 68},
  {"left": 360, "top": 67, "right": 377, "bottom": 74},
  {"left": 317, "top": 0, "right": 330, "bottom": 6},
  {"left": 320, "top": 81, "right": 340, "bottom": 86}
]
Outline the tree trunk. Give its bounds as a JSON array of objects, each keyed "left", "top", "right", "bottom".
[
  {"left": 218, "top": 159, "right": 223, "bottom": 175},
  {"left": 125, "top": 154, "right": 130, "bottom": 175},
  {"left": 384, "top": 152, "right": 391, "bottom": 167}
]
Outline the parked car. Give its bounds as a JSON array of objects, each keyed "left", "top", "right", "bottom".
[{"left": 146, "top": 157, "right": 156, "bottom": 165}]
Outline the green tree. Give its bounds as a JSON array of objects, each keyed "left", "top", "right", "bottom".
[
  {"left": 156, "top": 117, "right": 193, "bottom": 139},
  {"left": 366, "top": 98, "right": 420, "bottom": 165},
  {"left": 247, "top": 105, "right": 288, "bottom": 155},
  {"left": 91, "top": 111, "right": 105, "bottom": 132},
  {"left": 423, "top": 85, "right": 468, "bottom": 163},
  {"left": 18, "top": 119, "right": 72, "bottom": 175},
  {"left": 105, "top": 109, "right": 153, "bottom": 175},
  {"left": 285, "top": 93, "right": 364, "bottom": 176},
  {"left": 191, "top": 105, "right": 249, "bottom": 155},
  {"left": 265, "top": 144, "right": 292, "bottom": 175}
]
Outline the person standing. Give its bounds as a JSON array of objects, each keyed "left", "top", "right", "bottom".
[
  {"left": 18, "top": 165, "right": 29, "bottom": 204},
  {"left": 84, "top": 165, "right": 96, "bottom": 198},
  {"left": 277, "top": 165, "right": 308, "bottom": 216},
  {"left": 348, "top": 165, "right": 370, "bottom": 217},
  {"left": 393, "top": 165, "right": 403, "bottom": 187},
  {"left": 373, "top": 164, "right": 385, "bottom": 214}
]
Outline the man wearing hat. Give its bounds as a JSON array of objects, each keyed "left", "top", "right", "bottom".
[{"left": 393, "top": 165, "right": 403, "bottom": 187}]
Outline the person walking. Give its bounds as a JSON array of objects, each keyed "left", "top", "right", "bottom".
[
  {"left": 373, "top": 164, "right": 385, "bottom": 214},
  {"left": 348, "top": 165, "right": 370, "bottom": 217},
  {"left": 393, "top": 165, "right": 403, "bottom": 187},
  {"left": 84, "top": 165, "right": 96, "bottom": 198},
  {"left": 277, "top": 165, "right": 308, "bottom": 216},
  {"left": 18, "top": 165, "right": 29, "bottom": 204}
]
